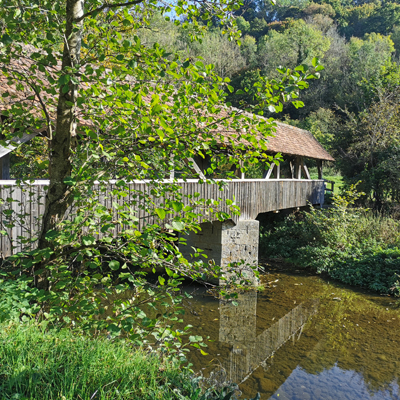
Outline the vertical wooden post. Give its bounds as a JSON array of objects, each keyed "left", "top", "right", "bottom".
[
  {"left": 240, "top": 160, "right": 245, "bottom": 180},
  {"left": 296, "top": 157, "right": 302, "bottom": 179},
  {"left": 234, "top": 160, "right": 245, "bottom": 179},
  {"left": 289, "top": 158, "right": 295, "bottom": 179},
  {"left": 317, "top": 160, "right": 323, "bottom": 179},
  {"left": 169, "top": 153, "right": 175, "bottom": 179},
  {"left": 275, "top": 162, "right": 281, "bottom": 179},
  {"left": 0, "top": 154, "right": 10, "bottom": 179}
]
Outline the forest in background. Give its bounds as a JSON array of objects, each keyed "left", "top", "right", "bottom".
[{"left": 134, "top": 0, "right": 400, "bottom": 210}]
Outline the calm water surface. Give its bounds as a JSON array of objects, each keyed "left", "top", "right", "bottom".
[{"left": 179, "top": 263, "right": 400, "bottom": 400}]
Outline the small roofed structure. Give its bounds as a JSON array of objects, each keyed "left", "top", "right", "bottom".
[{"left": 268, "top": 122, "right": 334, "bottom": 162}]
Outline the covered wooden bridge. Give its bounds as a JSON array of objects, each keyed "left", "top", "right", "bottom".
[
  {"left": 0, "top": 53, "right": 334, "bottom": 281},
  {"left": 0, "top": 121, "right": 334, "bottom": 285}
]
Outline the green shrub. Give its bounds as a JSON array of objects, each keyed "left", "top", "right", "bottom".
[{"left": 260, "top": 183, "right": 400, "bottom": 296}]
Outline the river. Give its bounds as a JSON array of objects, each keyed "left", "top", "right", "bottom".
[{"left": 179, "top": 262, "right": 400, "bottom": 400}]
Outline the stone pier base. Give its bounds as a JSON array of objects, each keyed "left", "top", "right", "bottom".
[{"left": 179, "top": 219, "right": 259, "bottom": 285}]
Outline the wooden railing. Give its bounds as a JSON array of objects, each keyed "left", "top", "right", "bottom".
[
  {"left": 324, "top": 179, "right": 335, "bottom": 193},
  {"left": 0, "top": 179, "right": 325, "bottom": 256}
]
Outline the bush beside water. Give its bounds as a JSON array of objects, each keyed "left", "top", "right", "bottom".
[{"left": 260, "top": 184, "right": 400, "bottom": 296}]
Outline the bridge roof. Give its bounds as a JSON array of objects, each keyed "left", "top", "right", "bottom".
[
  {"left": 0, "top": 50, "right": 334, "bottom": 162},
  {"left": 210, "top": 108, "right": 334, "bottom": 161},
  {"left": 267, "top": 121, "right": 334, "bottom": 161}
]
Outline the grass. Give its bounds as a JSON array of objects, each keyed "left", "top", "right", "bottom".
[{"left": 0, "top": 323, "right": 200, "bottom": 400}]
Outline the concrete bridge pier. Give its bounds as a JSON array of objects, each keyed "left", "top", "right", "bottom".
[{"left": 179, "top": 219, "right": 259, "bottom": 285}]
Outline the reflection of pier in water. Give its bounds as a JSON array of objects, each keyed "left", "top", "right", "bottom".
[{"left": 218, "top": 292, "right": 319, "bottom": 384}]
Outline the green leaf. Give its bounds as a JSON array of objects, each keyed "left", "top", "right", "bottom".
[
  {"left": 1, "top": 34, "right": 12, "bottom": 45},
  {"left": 155, "top": 208, "right": 166, "bottom": 220},
  {"left": 158, "top": 276, "right": 165, "bottom": 285},
  {"left": 107, "top": 324, "right": 121, "bottom": 337},
  {"left": 189, "top": 335, "right": 202, "bottom": 342},
  {"left": 109, "top": 260, "right": 120, "bottom": 271},
  {"left": 171, "top": 201, "right": 183, "bottom": 212},
  {"left": 59, "top": 75, "right": 70, "bottom": 85},
  {"left": 82, "top": 235, "right": 95, "bottom": 246},
  {"left": 64, "top": 177, "right": 76, "bottom": 185},
  {"left": 172, "top": 221, "right": 185, "bottom": 231}
]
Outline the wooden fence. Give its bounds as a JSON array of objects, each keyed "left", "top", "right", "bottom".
[{"left": 0, "top": 178, "right": 325, "bottom": 256}]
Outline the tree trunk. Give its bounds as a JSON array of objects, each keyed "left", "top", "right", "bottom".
[{"left": 38, "top": 0, "right": 84, "bottom": 249}]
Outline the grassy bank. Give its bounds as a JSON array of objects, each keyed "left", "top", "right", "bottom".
[
  {"left": 0, "top": 323, "right": 227, "bottom": 400},
  {"left": 260, "top": 186, "right": 400, "bottom": 296}
]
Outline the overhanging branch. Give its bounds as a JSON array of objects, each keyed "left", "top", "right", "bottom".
[{"left": 74, "top": 0, "right": 145, "bottom": 22}]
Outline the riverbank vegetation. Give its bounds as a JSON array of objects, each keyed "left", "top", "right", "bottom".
[
  {"left": 260, "top": 185, "right": 400, "bottom": 296},
  {"left": 0, "top": 322, "right": 257, "bottom": 400}
]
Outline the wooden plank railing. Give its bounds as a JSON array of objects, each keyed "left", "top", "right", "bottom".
[{"left": 0, "top": 179, "right": 325, "bottom": 257}]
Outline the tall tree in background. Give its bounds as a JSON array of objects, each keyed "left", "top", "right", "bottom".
[{"left": 337, "top": 88, "right": 400, "bottom": 208}]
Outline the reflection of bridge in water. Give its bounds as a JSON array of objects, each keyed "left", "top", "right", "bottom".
[{"left": 218, "top": 292, "right": 319, "bottom": 384}]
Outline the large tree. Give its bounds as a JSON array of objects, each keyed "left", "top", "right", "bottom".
[
  {"left": 337, "top": 87, "right": 400, "bottom": 209},
  {"left": 0, "top": 1, "right": 255, "bottom": 248},
  {"left": 0, "top": 0, "right": 319, "bottom": 343}
]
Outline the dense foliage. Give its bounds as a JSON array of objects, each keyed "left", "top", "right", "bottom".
[
  {"left": 128, "top": 0, "right": 400, "bottom": 208},
  {"left": 260, "top": 185, "right": 400, "bottom": 295}
]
